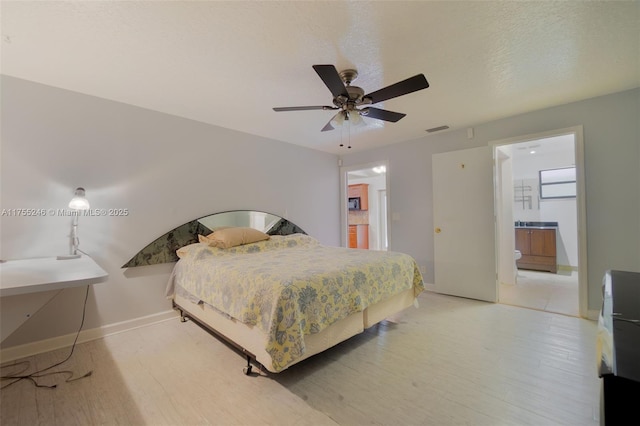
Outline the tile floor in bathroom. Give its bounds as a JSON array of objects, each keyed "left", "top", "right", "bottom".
[{"left": 499, "top": 269, "right": 579, "bottom": 317}]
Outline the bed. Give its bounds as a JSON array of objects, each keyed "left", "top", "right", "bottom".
[{"left": 124, "top": 211, "right": 424, "bottom": 374}]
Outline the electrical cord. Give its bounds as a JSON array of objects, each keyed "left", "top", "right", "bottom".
[{"left": 0, "top": 285, "right": 93, "bottom": 390}]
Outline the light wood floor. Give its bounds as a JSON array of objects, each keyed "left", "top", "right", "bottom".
[
  {"left": 1, "top": 291, "right": 601, "bottom": 425},
  {"left": 500, "top": 269, "right": 579, "bottom": 317}
]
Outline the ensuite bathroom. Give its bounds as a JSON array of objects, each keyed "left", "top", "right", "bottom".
[{"left": 500, "top": 134, "right": 579, "bottom": 317}]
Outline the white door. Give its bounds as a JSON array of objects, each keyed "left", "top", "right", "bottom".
[{"left": 432, "top": 146, "right": 497, "bottom": 302}]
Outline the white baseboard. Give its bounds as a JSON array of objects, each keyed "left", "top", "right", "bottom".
[
  {"left": 424, "top": 282, "right": 600, "bottom": 320},
  {"left": 586, "top": 309, "right": 600, "bottom": 321},
  {"left": 423, "top": 282, "right": 436, "bottom": 292},
  {"left": 0, "top": 309, "right": 179, "bottom": 364},
  {"left": 557, "top": 264, "right": 579, "bottom": 272}
]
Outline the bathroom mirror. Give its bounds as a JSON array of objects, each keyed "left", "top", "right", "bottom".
[{"left": 122, "top": 210, "right": 306, "bottom": 268}]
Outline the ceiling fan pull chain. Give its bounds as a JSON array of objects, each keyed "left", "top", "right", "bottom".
[{"left": 347, "top": 114, "right": 352, "bottom": 149}]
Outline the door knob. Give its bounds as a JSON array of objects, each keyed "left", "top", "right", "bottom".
[{"left": 435, "top": 227, "right": 441, "bottom": 234}]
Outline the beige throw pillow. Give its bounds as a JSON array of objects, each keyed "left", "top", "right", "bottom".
[
  {"left": 198, "top": 233, "right": 214, "bottom": 244},
  {"left": 207, "top": 227, "right": 270, "bottom": 249}
]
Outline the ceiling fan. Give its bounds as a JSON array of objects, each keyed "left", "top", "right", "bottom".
[{"left": 273, "top": 65, "right": 429, "bottom": 132}]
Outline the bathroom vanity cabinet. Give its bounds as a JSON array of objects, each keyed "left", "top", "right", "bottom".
[{"left": 515, "top": 227, "right": 557, "bottom": 273}]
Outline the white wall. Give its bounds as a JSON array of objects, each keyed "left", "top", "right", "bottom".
[
  {"left": 0, "top": 76, "right": 340, "bottom": 349},
  {"left": 340, "top": 88, "right": 640, "bottom": 313}
]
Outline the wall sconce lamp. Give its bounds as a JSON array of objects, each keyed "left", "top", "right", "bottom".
[
  {"left": 61, "top": 187, "right": 90, "bottom": 259},
  {"left": 69, "top": 187, "right": 90, "bottom": 210}
]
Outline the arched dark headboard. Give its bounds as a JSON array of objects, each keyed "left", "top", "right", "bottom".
[{"left": 121, "top": 210, "right": 306, "bottom": 268}]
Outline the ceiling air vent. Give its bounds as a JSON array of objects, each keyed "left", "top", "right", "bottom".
[{"left": 426, "top": 125, "right": 449, "bottom": 133}]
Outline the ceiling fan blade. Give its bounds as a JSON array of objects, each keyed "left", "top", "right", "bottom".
[
  {"left": 364, "top": 74, "right": 429, "bottom": 104},
  {"left": 273, "top": 106, "right": 337, "bottom": 112},
  {"left": 321, "top": 115, "right": 336, "bottom": 132},
  {"left": 313, "top": 65, "right": 349, "bottom": 98},
  {"left": 361, "top": 107, "right": 406, "bottom": 122}
]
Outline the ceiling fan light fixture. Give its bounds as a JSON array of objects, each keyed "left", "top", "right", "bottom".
[
  {"left": 348, "top": 110, "right": 364, "bottom": 127},
  {"left": 273, "top": 64, "right": 429, "bottom": 133},
  {"left": 330, "top": 111, "right": 346, "bottom": 128}
]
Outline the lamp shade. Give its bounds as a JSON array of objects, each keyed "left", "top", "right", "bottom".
[
  {"left": 330, "top": 111, "right": 346, "bottom": 128},
  {"left": 68, "top": 187, "right": 90, "bottom": 210},
  {"left": 349, "top": 110, "right": 364, "bottom": 127},
  {"left": 331, "top": 110, "right": 365, "bottom": 128}
]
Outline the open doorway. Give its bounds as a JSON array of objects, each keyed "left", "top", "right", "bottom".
[
  {"left": 493, "top": 127, "right": 587, "bottom": 317},
  {"left": 340, "top": 162, "right": 388, "bottom": 250}
]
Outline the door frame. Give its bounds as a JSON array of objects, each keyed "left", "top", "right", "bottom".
[
  {"left": 489, "top": 125, "right": 588, "bottom": 318},
  {"left": 339, "top": 161, "right": 390, "bottom": 249},
  {"left": 377, "top": 189, "right": 388, "bottom": 250}
]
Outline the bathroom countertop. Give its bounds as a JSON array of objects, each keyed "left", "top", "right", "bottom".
[
  {"left": 515, "top": 225, "right": 558, "bottom": 230},
  {"left": 514, "top": 221, "right": 558, "bottom": 229}
]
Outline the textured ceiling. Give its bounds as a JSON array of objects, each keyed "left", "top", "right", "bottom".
[{"left": 2, "top": 1, "right": 639, "bottom": 154}]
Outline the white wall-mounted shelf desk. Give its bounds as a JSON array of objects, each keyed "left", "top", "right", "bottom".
[{"left": 0, "top": 255, "right": 108, "bottom": 342}]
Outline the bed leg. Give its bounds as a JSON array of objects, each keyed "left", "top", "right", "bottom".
[
  {"left": 172, "top": 301, "right": 189, "bottom": 323},
  {"left": 242, "top": 355, "right": 253, "bottom": 375}
]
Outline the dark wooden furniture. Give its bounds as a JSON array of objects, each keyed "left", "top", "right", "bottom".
[
  {"left": 515, "top": 227, "right": 557, "bottom": 273},
  {"left": 598, "top": 270, "right": 640, "bottom": 425}
]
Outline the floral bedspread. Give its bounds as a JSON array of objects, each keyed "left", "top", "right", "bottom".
[{"left": 166, "top": 234, "right": 424, "bottom": 371}]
